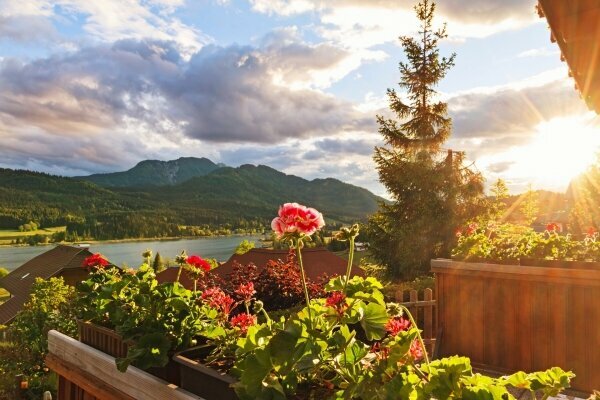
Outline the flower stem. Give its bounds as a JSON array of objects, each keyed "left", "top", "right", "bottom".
[
  {"left": 295, "top": 242, "right": 313, "bottom": 326},
  {"left": 342, "top": 237, "right": 355, "bottom": 294},
  {"left": 175, "top": 265, "right": 183, "bottom": 283},
  {"left": 400, "top": 305, "right": 430, "bottom": 368}
]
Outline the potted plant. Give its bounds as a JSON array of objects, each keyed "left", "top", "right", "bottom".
[
  {"left": 176, "top": 203, "right": 575, "bottom": 399},
  {"left": 76, "top": 251, "right": 213, "bottom": 384}
]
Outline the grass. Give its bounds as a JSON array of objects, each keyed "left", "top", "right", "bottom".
[{"left": 0, "top": 226, "right": 65, "bottom": 239}]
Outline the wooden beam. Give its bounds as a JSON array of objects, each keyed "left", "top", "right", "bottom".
[
  {"left": 46, "top": 353, "right": 135, "bottom": 400},
  {"left": 47, "top": 330, "right": 204, "bottom": 400}
]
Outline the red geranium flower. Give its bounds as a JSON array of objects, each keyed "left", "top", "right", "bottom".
[
  {"left": 409, "top": 340, "right": 424, "bottom": 361},
  {"left": 235, "top": 282, "right": 256, "bottom": 302},
  {"left": 546, "top": 222, "right": 561, "bottom": 232},
  {"left": 201, "top": 287, "right": 234, "bottom": 315},
  {"left": 385, "top": 317, "right": 411, "bottom": 336},
  {"left": 271, "top": 203, "right": 325, "bottom": 238},
  {"left": 187, "top": 255, "right": 211, "bottom": 272},
  {"left": 325, "top": 291, "right": 347, "bottom": 315},
  {"left": 586, "top": 227, "right": 597, "bottom": 238},
  {"left": 466, "top": 223, "right": 478, "bottom": 235},
  {"left": 230, "top": 313, "right": 256, "bottom": 334},
  {"left": 82, "top": 253, "right": 109, "bottom": 269}
]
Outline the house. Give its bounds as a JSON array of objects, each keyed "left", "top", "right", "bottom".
[
  {"left": 156, "top": 247, "right": 361, "bottom": 290},
  {"left": 538, "top": 0, "right": 600, "bottom": 113},
  {"left": 0, "top": 244, "right": 95, "bottom": 325}
]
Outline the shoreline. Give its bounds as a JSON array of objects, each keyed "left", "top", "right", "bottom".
[{"left": 0, "top": 232, "right": 269, "bottom": 248}]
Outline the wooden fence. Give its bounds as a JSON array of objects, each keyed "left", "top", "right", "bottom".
[
  {"left": 395, "top": 288, "right": 438, "bottom": 358},
  {"left": 431, "top": 258, "right": 600, "bottom": 396}
]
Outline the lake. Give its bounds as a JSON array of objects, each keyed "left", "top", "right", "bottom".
[{"left": 0, "top": 235, "right": 265, "bottom": 271}]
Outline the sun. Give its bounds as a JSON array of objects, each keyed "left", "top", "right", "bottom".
[{"left": 483, "top": 112, "right": 600, "bottom": 192}]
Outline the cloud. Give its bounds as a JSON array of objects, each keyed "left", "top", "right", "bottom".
[
  {"left": 0, "top": 15, "right": 58, "bottom": 43},
  {"left": 250, "top": 0, "right": 539, "bottom": 48},
  {"left": 517, "top": 47, "right": 560, "bottom": 58},
  {"left": 0, "top": 0, "right": 209, "bottom": 55},
  {"left": 0, "top": 36, "right": 376, "bottom": 174}
]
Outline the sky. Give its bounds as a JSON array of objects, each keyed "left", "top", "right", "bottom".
[{"left": 0, "top": 0, "right": 599, "bottom": 197}]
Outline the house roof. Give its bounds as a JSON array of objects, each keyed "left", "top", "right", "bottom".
[
  {"left": 156, "top": 247, "right": 361, "bottom": 290},
  {"left": 538, "top": 0, "right": 600, "bottom": 113},
  {"left": 0, "top": 245, "right": 93, "bottom": 324}
]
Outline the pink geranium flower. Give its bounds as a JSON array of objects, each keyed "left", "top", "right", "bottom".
[
  {"left": 235, "top": 282, "right": 256, "bottom": 302},
  {"left": 385, "top": 317, "right": 411, "bottom": 336},
  {"left": 271, "top": 203, "right": 325, "bottom": 238},
  {"left": 546, "top": 222, "right": 561, "bottom": 233}
]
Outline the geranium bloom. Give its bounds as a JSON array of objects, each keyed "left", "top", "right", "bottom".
[
  {"left": 586, "top": 227, "right": 597, "bottom": 238},
  {"left": 230, "top": 313, "right": 256, "bottom": 334},
  {"left": 385, "top": 317, "right": 411, "bottom": 336},
  {"left": 201, "top": 287, "right": 234, "bottom": 315},
  {"left": 271, "top": 203, "right": 325, "bottom": 238},
  {"left": 82, "top": 253, "right": 109, "bottom": 269},
  {"left": 325, "top": 291, "right": 348, "bottom": 315},
  {"left": 546, "top": 222, "right": 561, "bottom": 232},
  {"left": 409, "top": 340, "right": 424, "bottom": 361},
  {"left": 187, "top": 255, "right": 211, "bottom": 272},
  {"left": 235, "top": 282, "right": 256, "bottom": 302},
  {"left": 466, "top": 223, "right": 478, "bottom": 235}
]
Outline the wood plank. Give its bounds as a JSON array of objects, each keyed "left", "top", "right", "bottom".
[
  {"left": 423, "top": 288, "right": 433, "bottom": 340},
  {"left": 531, "top": 283, "right": 548, "bottom": 371},
  {"left": 588, "top": 286, "right": 600, "bottom": 392},
  {"left": 547, "top": 284, "right": 567, "bottom": 371},
  {"left": 566, "top": 286, "right": 586, "bottom": 391},
  {"left": 47, "top": 353, "right": 133, "bottom": 400},
  {"left": 47, "top": 330, "right": 204, "bottom": 400}
]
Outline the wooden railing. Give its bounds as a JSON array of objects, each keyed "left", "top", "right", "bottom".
[
  {"left": 46, "top": 330, "right": 202, "bottom": 400},
  {"left": 395, "top": 288, "right": 438, "bottom": 358}
]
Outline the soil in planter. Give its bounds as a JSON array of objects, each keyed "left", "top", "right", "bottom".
[{"left": 174, "top": 347, "right": 238, "bottom": 400}]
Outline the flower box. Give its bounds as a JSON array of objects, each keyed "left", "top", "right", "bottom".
[
  {"left": 77, "top": 320, "right": 181, "bottom": 385},
  {"left": 173, "top": 347, "right": 238, "bottom": 400}
]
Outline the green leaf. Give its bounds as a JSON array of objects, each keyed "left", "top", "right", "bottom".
[{"left": 359, "top": 302, "right": 388, "bottom": 340}]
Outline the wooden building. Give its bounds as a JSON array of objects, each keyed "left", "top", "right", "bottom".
[
  {"left": 156, "top": 247, "right": 360, "bottom": 290},
  {"left": 0, "top": 245, "right": 94, "bottom": 324},
  {"left": 538, "top": 0, "right": 600, "bottom": 113}
]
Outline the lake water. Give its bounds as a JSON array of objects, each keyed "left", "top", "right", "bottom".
[{"left": 0, "top": 235, "right": 265, "bottom": 271}]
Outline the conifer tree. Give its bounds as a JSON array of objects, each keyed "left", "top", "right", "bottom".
[
  {"left": 153, "top": 252, "right": 166, "bottom": 273},
  {"left": 367, "top": 0, "right": 485, "bottom": 279}
]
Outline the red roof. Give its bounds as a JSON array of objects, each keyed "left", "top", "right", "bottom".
[
  {"left": 156, "top": 247, "right": 362, "bottom": 290},
  {"left": 0, "top": 245, "right": 94, "bottom": 324}
]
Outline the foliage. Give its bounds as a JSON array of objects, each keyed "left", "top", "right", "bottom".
[
  {"left": 0, "top": 278, "right": 77, "bottom": 399},
  {"left": 568, "top": 156, "right": 600, "bottom": 234},
  {"left": 224, "top": 252, "right": 328, "bottom": 312},
  {"left": 235, "top": 239, "right": 255, "bottom": 255},
  {"left": 0, "top": 267, "right": 8, "bottom": 279},
  {"left": 0, "top": 163, "right": 381, "bottom": 240},
  {"left": 76, "top": 260, "right": 207, "bottom": 372},
  {"left": 367, "top": 0, "right": 485, "bottom": 280},
  {"left": 452, "top": 222, "right": 600, "bottom": 262}
]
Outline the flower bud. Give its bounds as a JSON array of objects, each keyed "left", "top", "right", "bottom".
[
  {"left": 386, "top": 302, "right": 403, "bottom": 317},
  {"left": 253, "top": 300, "right": 264, "bottom": 314},
  {"left": 175, "top": 250, "right": 188, "bottom": 264},
  {"left": 142, "top": 249, "right": 153, "bottom": 259}
]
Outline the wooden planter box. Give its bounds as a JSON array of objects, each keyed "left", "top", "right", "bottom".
[
  {"left": 46, "top": 330, "right": 201, "bottom": 400},
  {"left": 173, "top": 348, "right": 238, "bottom": 400},
  {"left": 431, "top": 258, "right": 600, "bottom": 395},
  {"left": 77, "top": 320, "right": 180, "bottom": 385}
]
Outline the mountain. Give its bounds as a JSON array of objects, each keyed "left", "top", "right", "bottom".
[
  {"left": 0, "top": 162, "right": 385, "bottom": 239},
  {"left": 79, "top": 157, "right": 222, "bottom": 187},
  {"left": 150, "top": 164, "right": 383, "bottom": 222}
]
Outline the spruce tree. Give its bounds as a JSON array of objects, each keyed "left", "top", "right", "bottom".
[{"left": 367, "top": 0, "right": 485, "bottom": 279}]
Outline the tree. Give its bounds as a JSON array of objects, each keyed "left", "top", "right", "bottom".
[
  {"left": 367, "top": 0, "right": 485, "bottom": 279},
  {"left": 152, "top": 252, "right": 166, "bottom": 273},
  {"left": 520, "top": 184, "right": 539, "bottom": 226},
  {"left": 235, "top": 239, "right": 255, "bottom": 255},
  {"left": 568, "top": 156, "right": 600, "bottom": 233}
]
